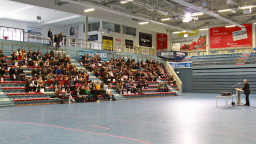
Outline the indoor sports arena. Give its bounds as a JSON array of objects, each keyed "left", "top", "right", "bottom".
[{"left": 0, "top": 0, "right": 256, "bottom": 143}]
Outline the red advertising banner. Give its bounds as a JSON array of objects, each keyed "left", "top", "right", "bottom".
[
  {"left": 157, "top": 33, "right": 167, "bottom": 50},
  {"left": 210, "top": 23, "right": 252, "bottom": 49}
]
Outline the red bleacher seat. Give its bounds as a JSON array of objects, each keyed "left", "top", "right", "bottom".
[
  {"left": 0, "top": 81, "right": 26, "bottom": 84},
  {"left": 7, "top": 92, "right": 44, "bottom": 96},
  {"left": 123, "top": 92, "right": 176, "bottom": 96}
]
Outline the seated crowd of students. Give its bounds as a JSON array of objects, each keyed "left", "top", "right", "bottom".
[
  {"left": 0, "top": 49, "right": 113, "bottom": 103},
  {"left": 81, "top": 54, "right": 176, "bottom": 94}
]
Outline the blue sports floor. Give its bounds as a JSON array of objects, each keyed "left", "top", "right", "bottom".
[{"left": 1, "top": 93, "right": 256, "bottom": 144}]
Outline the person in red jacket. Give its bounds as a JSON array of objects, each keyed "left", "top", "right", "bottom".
[{"left": 17, "top": 53, "right": 24, "bottom": 66}]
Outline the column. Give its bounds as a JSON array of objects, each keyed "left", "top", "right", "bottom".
[
  {"left": 84, "top": 16, "right": 88, "bottom": 48},
  {"left": 100, "top": 20, "right": 103, "bottom": 50},
  {"left": 206, "top": 28, "right": 210, "bottom": 55},
  {"left": 168, "top": 30, "right": 172, "bottom": 51},
  {"left": 121, "top": 24, "right": 124, "bottom": 52},
  {"left": 252, "top": 23, "right": 256, "bottom": 50}
]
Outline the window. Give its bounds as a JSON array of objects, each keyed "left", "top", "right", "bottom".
[
  {"left": 103, "top": 21, "right": 120, "bottom": 33},
  {"left": 0, "top": 26, "right": 24, "bottom": 41},
  {"left": 124, "top": 26, "right": 136, "bottom": 36},
  {"left": 86, "top": 22, "right": 100, "bottom": 32}
]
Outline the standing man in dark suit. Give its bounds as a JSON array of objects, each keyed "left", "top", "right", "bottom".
[
  {"left": 242, "top": 79, "right": 250, "bottom": 106},
  {"left": 48, "top": 29, "right": 53, "bottom": 46}
]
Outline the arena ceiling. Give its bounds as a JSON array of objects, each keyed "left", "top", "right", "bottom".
[
  {"left": 65, "top": 0, "right": 256, "bottom": 30},
  {"left": 9, "top": 0, "right": 256, "bottom": 32}
]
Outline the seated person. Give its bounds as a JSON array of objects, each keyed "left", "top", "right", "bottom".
[
  {"left": 95, "top": 81, "right": 101, "bottom": 94},
  {"left": 46, "top": 71, "right": 54, "bottom": 87},
  {"left": 104, "top": 85, "right": 113, "bottom": 100},
  {"left": 38, "top": 76, "right": 45, "bottom": 93},
  {"left": 168, "top": 75, "right": 176, "bottom": 85},
  {"left": 1, "top": 57, "right": 7, "bottom": 70},
  {"left": 9, "top": 65, "right": 16, "bottom": 80},
  {"left": 25, "top": 77, "right": 32, "bottom": 92},
  {"left": 0, "top": 67, "right": 5, "bottom": 81},
  {"left": 69, "top": 78, "right": 76, "bottom": 91},
  {"left": 17, "top": 66, "right": 25, "bottom": 81},
  {"left": 32, "top": 53, "right": 38, "bottom": 66},
  {"left": 136, "top": 81, "right": 143, "bottom": 94},
  {"left": 31, "top": 77, "right": 39, "bottom": 92},
  {"left": 65, "top": 85, "right": 75, "bottom": 103},
  {"left": 130, "top": 82, "right": 137, "bottom": 94},
  {"left": 116, "top": 80, "right": 124, "bottom": 94},
  {"left": 17, "top": 54, "right": 24, "bottom": 66},
  {"left": 157, "top": 82, "right": 164, "bottom": 92},
  {"left": 78, "top": 86, "right": 86, "bottom": 102},
  {"left": 55, "top": 86, "right": 62, "bottom": 98},
  {"left": 163, "top": 82, "right": 169, "bottom": 92}
]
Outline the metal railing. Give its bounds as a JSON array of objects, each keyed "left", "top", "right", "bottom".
[
  {"left": 0, "top": 41, "right": 53, "bottom": 56},
  {"left": 23, "top": 32, "right": 156, "bottom": 55},
  {"left": 184, "top": 47, "right": 253, "bottom": 56},
  {"left": 165, "top": 61, "right": 182, "bottom": 93}
]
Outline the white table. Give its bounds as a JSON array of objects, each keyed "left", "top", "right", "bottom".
[{"left": 216, "top": 95, "right": 237, "bottom": 107}]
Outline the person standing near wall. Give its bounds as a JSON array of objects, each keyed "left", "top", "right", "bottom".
[
  {"left": 242, "top": 79, "right": 250, "bottom": 106},
  {"left": 48, "top": 29, "right": 53, "bottom": 46}
]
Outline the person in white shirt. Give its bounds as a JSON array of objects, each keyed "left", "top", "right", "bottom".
[{"left": 104, "top": 86, "right": 112, "bottom": 101}]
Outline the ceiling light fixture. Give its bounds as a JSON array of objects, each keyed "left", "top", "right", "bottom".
[
  {"left": 84, "top": 8, "right": 95, "bottom": 12},
  {"left": 239, "top": 5, "right": 255, "bottom": 9},
  {"left": 161, "top": 18, "right": 171, "bottom": 21},
  {"left": 120, "top": 0, "right": 133, "bottom": 4},
  {"left": 218, "top": 9, "right": 232, "bottom": 12},
  {"left": 225, "top": 25, "right": 236, "bottom": 28},
  {"left": 139, "top": 22, "right": 149, "bottom": 25},
  {"left": 199, "top": 28, "right": 209, "bottom": 31},
  {"left": 182, "top": 13, "right": 192, "bottom": 23},
  {"left": 172, "top": 31, "right": 181, "bottom": 34},
  {"left": 192, "top": 12, "right": 204, "bottom": 16}
]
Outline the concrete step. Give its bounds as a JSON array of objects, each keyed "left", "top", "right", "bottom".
[
  {"left": 0, "top": 103, "right": 15, "bottom": 107},
  {"left": 0, "top": 98, "right": 10, "bottom": 101}
]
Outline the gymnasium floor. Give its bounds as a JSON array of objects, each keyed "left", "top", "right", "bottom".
[{"left": 1, "top": 93, "right": 256, "bottom": 144}]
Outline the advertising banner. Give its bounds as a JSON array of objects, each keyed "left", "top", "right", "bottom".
[
  {"left": 157, "top": 51, "right": 187, "bottom": 61},
  {"left": 210, "top": 23, "right": 252, "bottom": 48},
  {"left": 172, "top": 30, "right": 206, "bottom": 51},
  {"left": 69, "top": 25, "right": 79, "bottom": 38},
  {"left": 139, "top": 32, "right": 152, "bottom": 47},
  {"left": 27, "top": 26, "right": 41, "bottom": 34},
  {"left": 79, "top": 50, "right": 107, "bottom": 61},
  {"left": 125, "top": 39, "right": 133, "bottom": 49},
  {"left": 169, "top": 62, "right": 192, "bottom": 69},
  {"left": 157, "top": 33, "right": 168, "bottom": 50},
  {"left": 103, "top": 36, "right": 113, "bottom": 50}
]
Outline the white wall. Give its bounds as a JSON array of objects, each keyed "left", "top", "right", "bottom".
[{"left": 0, "top": 18, "right": 67, "bottom": 39}]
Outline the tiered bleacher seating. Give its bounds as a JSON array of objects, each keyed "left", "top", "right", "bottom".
[
  {"left": 189, "top": 53, "right": 256, "bottom": 93},
  {"left": 81, "top": 60, "right": 178, "bottom": 99},
  {"left": 191, "top": 53, "right": 243, "bottom": 66},
  {"left": 246, "top": 52, "right": 256, "bottom": 64},
  {"left": 0, "top": 53, "right": 107, "bottom": 106}
]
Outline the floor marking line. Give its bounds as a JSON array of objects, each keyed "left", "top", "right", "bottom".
[
  {"left": 89, "top": 125, "right": 110, "bottom": 129},
  {"left": 0, "top": 120, "right": 152, "bottom": 144}
]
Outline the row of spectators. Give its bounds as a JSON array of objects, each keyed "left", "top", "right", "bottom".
[
  {"left": 81, "top": 54, "right": 176, "bottom": 94},
  {"left": 0, "top": 50, "right": 114, "bottom": 103}
]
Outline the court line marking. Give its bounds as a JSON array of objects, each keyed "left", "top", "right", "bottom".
[
  {"left": 0, "top": 120, "right": 152, "bottom": 144},
  {"left": 89, "top": 125, "right": 110, "bottom": 129}
]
